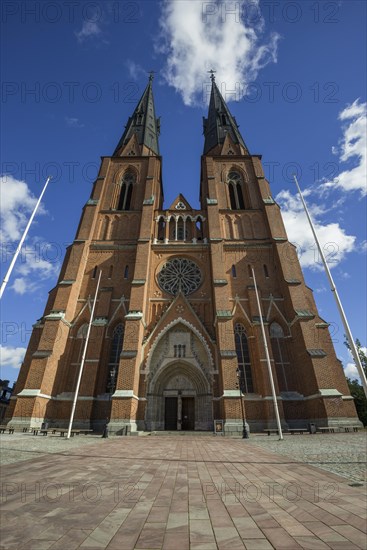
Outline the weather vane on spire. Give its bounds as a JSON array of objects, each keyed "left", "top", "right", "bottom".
[
  {"left": 208, "top": 69, "right": 216, "bottom": 82},
  {"left": 148, "top": 70, "right": 155, "bottom": 82}
]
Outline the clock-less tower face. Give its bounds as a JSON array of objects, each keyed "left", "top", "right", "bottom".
[{"left": 157, "top": 258, "right": 202, "bottom": 296}]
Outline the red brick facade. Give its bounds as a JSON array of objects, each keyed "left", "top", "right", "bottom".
[{"left": 6, "top": 78, "right": 359, "bottom": 434}]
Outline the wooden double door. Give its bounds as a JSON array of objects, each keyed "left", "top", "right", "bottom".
[{"left": 165, "top": 396, "right": 195, "bottom": 430}]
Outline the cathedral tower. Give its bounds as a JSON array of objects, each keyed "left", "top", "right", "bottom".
[{"left": 7, "top": 75, "right": 358, "bottom": 434}]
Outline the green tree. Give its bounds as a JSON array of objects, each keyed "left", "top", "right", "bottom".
[{"left": 344, "top": 339, "right": 367, "bottom": 426}]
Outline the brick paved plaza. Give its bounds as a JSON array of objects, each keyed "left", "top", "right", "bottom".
[{"left": 0, "top": 433, "right": 366, "bottom": 549}]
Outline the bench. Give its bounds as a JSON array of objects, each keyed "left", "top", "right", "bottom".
[
  {"left": 51, "top": 429, "right": 80, "bottom": 437},
  {"left": 0, "top": 425, "right": 14, "bottom": 434},
  {"left": 50, "top": 428, "right": 93, "bottom": 436},
  {"left": 30, "top": 428, "right": 75, "bottom": 436},
  {"left": 79, "top": 429, "right": 93, "bottom": 435},
  {"left": 264, "top": 429, "right": 279, "bottom": 436},
  {"left": 28, "top": 427, "right": 93, "bottom": 437},
  {"left": 340, "top": 426, "right": 361, "bottom": 432},
  {"left": 28, "top": 428, "right": 50, "bottom": 435},
  {"left": 318, "top": 427, "right": 336, "bottom": 433},
  {"left": 286, "top": 428, "right": 308, "bottom": 435}
]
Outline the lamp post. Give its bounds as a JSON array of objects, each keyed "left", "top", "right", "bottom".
[{"left": 236, "top": 367, "right": 249, "bottom": 439}]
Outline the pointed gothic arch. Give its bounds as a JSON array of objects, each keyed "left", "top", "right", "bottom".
[
  {"left": 76, "top": 323, "right": 88, "bottom": 339},
  {"left": 146, "top": 317, "right": 214, "bottom": 375},
  {"left": 234, "top": 322, "right": 254, "bottom": 393},
  {"left": 145, "top": 319, "right": 214, "bottom": 431},
  {"left": 195, "top": 215, "right": 204, "bottom": 240},
  {"left": 110, "top": 215, "right": 119, "bottom": 239},
  {"left": 229, "top": 182, "right": 236, "bottom": 210},
  {"left": 226, "top": 169, "right": 250, "bottom": 210},
  {"left": 234, "top": 215, "right": 244, "bottom": 239},
  {"left": 157, "top": 215, "right": 166, "bottom": 241},
  {"left": 116, "top": 169, "right": 137, "bottom": 210},
  {"left": 106, "top": 323, "right": 124, "bottom": 393},
  {"left": 100, "top": 216, "right": 110, "bottom": 240},
  {"left": 64, "top": 322, "right": 89, "bottom": 392},
  {"left": 270, "top": 321, "right": 290, "bottom": 392}
]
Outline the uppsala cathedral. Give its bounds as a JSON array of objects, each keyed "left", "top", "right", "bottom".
[{"left": 7, "top": 74, "right": 359, "bottom": 435}]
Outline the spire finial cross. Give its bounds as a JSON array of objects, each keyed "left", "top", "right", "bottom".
[
  {"left": 208, "top": 69, "right": 216, "bottom": 82},
  {"left": 148, "top": 70, "right": 155, "bottom": 82}
]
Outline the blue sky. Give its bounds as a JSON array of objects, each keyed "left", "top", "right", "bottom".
[{"left": 1, "top": 0, "right": 366, "bottom": 384}]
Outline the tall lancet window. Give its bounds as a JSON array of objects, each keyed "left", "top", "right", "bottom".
[
  {"left": 106, "top": 324, "right": 124, "bottom": 393},
  {"left": 270, "top": 322, "right": 290, "bottom": 392},
  {"left": 117, "top": 171, "right": 135, "bottom": 211},
  {"left": 228, "top": 171, "right": 246, "bottom": 210},
  {"left": 234, "top": 323, "right": 254, "bottom": 393}
]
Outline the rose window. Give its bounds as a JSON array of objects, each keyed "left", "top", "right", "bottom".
[{"left": 158, "top": 258, "right": 202, "bottom": 296}]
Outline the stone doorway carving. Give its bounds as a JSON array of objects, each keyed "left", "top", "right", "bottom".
[
  {"left": 145, "top": 361, "right": 212, "bottom": 431},
  {"left": 144, "top": 321, "right": 214, "bottom": 432}
]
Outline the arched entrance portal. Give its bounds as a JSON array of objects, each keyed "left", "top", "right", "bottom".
[
  {"left": 146, "top": 361, "right": 212, "bottom": 431},
  {"left": 145, "top": 321, "right": 214, "bottom": 431}
]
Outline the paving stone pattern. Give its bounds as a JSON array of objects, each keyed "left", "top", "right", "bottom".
[
  {"left": 249, "top": 432, "right": 367, "bottom": 483},
  {"left": 0, "top": 433, "right": 366, "bottom": 549}
]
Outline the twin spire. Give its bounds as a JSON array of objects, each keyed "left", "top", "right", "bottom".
[
  {"left": 113, "top": 73, "right": 248, "bottom": 157},
  {"left": 202, "top": 74, "right": 248, "bottom": 155},
  {"left": 113, "top": 72, "right": 160, "bottom": 156}
]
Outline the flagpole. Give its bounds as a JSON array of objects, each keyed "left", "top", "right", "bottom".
[
  {"left": 0, "top": 176, "right": 52, "bottom": 300},
  {"left": 293, "top": 174, "right": 367, "bottom": 398},
  {"left": 251, "top": 267, "right": 284, "bottom": 440},
  {"left": 67, "top": 269, "right": 102, "bottom": 439}
]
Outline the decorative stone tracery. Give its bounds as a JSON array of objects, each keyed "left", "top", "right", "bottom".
[
  {"left": 144, "top": 320, "right": 214, "bottom": 431},
  {"left": 157, "top": 258, "right": 202, "bottom": 296},
  {"left": 154, "top": 214, "right": 206, "bottom": 243}
]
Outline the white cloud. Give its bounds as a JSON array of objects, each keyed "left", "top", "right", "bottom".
[
  {"left": 10, "top": 271, "right": 50, "bottom": 295},
  {"left": 275, "top": 99, "right": 366, "bottom": 271},
  {"left": 158, "top": 0, "right": 280, "bottom": 106},
  {"left": 0, "top": 345, "right": 26, "bottom": 369},
  {"left": 0, "top": 175, "right": 59, "bottom": 295},
  {"left": 275, "top": 189, "right": 356, "bottom": 270},
  {"left": 16, "top": 248, "right": 59, "bottom": 278},
  {"left": 75, "top": 20, "right": 102, "bottom": 43},
  {"left": 11, "top": 278, "right": 27, "bottom": 295},
  {"left": 322, "top": 99, "right": 367, "bottom": 196},
  {"left": 7, "top": 245, "right": 60, "bottom": 295},
  {"left": 344, "top": 346, "right": 367, "bottom": 382},
  {"left": 314, "top": 286, "right": 327, "bottom": 294},
  {"left": 125, "top": 60, "right": 146, "bottom": 80},
  {"left": 65, "top": 116, "right": 84, "bottom": 128},
  {"left": 344, "top": 362, "right": 359, "bottom": 380},
  {"left": 0, "top": 175, "right": 39, "bottom": 241}
]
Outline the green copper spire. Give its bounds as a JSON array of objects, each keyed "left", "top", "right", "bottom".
[
  {"left": 203, "top": 72, "right": 248, "bottom": 155},
  {"left": 114, "top": 72, "right": 160, "bottom": 156}
]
